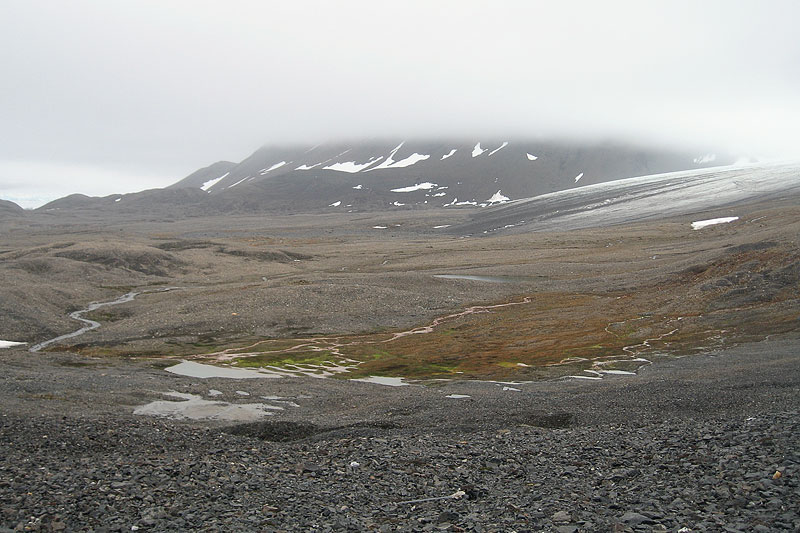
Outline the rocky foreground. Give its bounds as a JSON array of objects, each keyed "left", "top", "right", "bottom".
[{"left": 1, "top": 338, "right": 798, "bottom": 532}]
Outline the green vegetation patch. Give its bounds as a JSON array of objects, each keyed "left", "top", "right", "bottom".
[{"left": 231, "top": 350, "right": 339, "bottom": 369}]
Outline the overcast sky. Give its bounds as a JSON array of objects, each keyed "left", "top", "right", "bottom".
[{"left": 1, "top": 0, "right": 798, "bottom": 208}]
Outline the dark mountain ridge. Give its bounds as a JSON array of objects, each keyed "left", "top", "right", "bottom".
[{"left": 36, "top": 138, "right": 735, "bottom": 217}]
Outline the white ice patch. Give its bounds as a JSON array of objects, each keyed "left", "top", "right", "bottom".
[
  {"left": 324, "top": 156, "right": 383, "bottom": 173},
  {"left": 433, "top": 224, "right": 451, "bottom": 229},
  {"left": 691, "top": 216, "right": 739, "bottom": 230},
  {"left": 574, "top": 172, "right": 584, "bottom": 183},
  {"left": 260, "top": 161, "right": 287, "bottom": 174},
  {"left": 329, "top": 201, "right": 342, "bottom": 207},
  {"left": 353, "top": 184, "right": 363, "bottom": 189},
  {"left": 441, "top": 149, "right": 457, "bottom": 160},
  {"left": 487, "top": 141, "right": 508, "bottom": 156},
  {"left": 295, "top": 163, "right": 321, "bottom": 170},
  {"left": 502, "top": 386, "right": 521, "bottom": 391},
  {"left": 208, "top": 389, "right": 223, "bottom": 397},
  {"left": 432, "top": 192, "right": 447, "bottom": 197},
  {"left": 446, "top": 394, "right": 471, "bottom": 399},
  {"left": 200, "top": 172, "right": 229, "bottom": 191},
  {"left": 373, "top": 225, "right": 388, "bottom": 229},
  {"left": 472, "top": 143, "right": 487, "bottom": 157},
  {"left": 486, "top": 190, "right": 510, "bottom": 204},
  {"left": 392, "top": 201, "right": 405, "bottom": 206},
  {"left": 526, "top": 153, "right": 538, "bottom": 161},
  {"left": 134, "top": 392, "right": 276, "bottom": 421},
  {"left": 391, "top": 182, "right": 438, "bottom": 193},
  {"left": 693, "top": 153, "right": 717, "bottom": 164},
  {"left": 352, "top": 376, "right": 409, "bottom": 387},
  {"left": 0, "top": 340, "right": 26, "bottom": 349},
  {"left": 114, "top": 197, "right": 121, "bottom": 202}
]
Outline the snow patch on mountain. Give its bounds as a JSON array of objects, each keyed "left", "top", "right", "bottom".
[
  {"left": 295, "top": 163, "right": 321, "bottom": 170},
  {"left": 227, "top": 177, "right": 250, "bottom": 189},
  {"left": 472, "top": 143, "right": 488, "bottom": 157},
  {"left": 329, "top": 201, "right": 341, "bottom": 207},
  {"left": 444, "top": 198, "right": 479, "bottom": 207},
  {"left": 526, "top": 153, "right": 538, "bottom": 161},
  {"left": 391, "top": 182, "right": 438, "bottom": 193},
  {"left": 324, "top": 156, "right": 383, "bottom": 173},
  {"left": 369, "top": 142, "right": 405, "bottom": 170},
  {"left": 260, "top": 161, "right": 287, "bottom": 175},
  {"left": 574, "top": 172, "right": 584, "bottom": 183},
  {"left": 487, "top": 190, "right": 510, "bottom": 204},
  {"left": 385, "top": 153, "right": 430, "bottom": 168},
  {"left": 488, "top": 142, "right": 509, "bottom": 156},
  {"left": 201, "top": 172, "right": 229, "bottom": 192},
  {"left": 441, "top": 149, "right": 457, "bottom": 160},
  {"left": 353, "top": 184, "right": 363, "bottom": 190}
]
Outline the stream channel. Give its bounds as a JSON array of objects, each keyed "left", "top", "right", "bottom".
[{"left": 29, "top": 288, "right": 178, "bottom": 353}]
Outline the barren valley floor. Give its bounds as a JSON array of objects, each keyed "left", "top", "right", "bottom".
[{"left": 1, "top": 200, "right": 798, "bottom": 531}]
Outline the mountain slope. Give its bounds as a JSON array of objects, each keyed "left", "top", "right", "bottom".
[
  {"left": 180, "top": 139, "right": 734, "bottom": 212},
  {"left": 35, "top": 139, "right": 737, "bottom": 217},
  {"left": 168, "top": 160, "right": 237, "bottom": 190},
  {"left": 0, "top": 199, "right": 24, "bottom": 217}
]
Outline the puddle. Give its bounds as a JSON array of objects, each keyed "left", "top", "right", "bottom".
[
  {"left": 352, "top": 376, "right": 409, "bottom": 387},
  {"left": 165, "top": 361, "right": 279, "bottom": 379},
  {"left": 433, "top": 274, "right": 518, "bottom": 283},
  {"left": 133, "top": 392, "right": 279, "bottom": 421},
  {"left": 262, "top": 396, "right": 301, "bottom": 407}
]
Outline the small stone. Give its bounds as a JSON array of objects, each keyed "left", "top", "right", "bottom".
[{"left": 620, "top": 512, "right": 651, "bottom": 526}]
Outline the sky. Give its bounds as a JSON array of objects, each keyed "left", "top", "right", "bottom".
[{"left": 1, "top": 0, "right": 799, "bottom": 208}]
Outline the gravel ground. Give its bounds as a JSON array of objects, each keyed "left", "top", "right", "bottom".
[{"left": 1, "top": 338, "right": 798, "bottom": 532}]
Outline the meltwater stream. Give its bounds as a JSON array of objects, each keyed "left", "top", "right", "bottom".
[{"left": 29, "top": 288, "right": 178, "bottom": 353}]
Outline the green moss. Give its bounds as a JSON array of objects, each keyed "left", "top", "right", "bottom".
[{"left": 232, "top": 350, "right": 339, "bottom": 368}]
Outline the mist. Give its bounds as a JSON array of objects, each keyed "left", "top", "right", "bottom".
[{"left": 1, "top": 0, "right": 798, "bottom": 207}]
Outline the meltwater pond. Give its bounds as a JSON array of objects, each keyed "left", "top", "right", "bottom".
[{"left": 433, "top": 274, "right": 519, "bottom": 283}]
